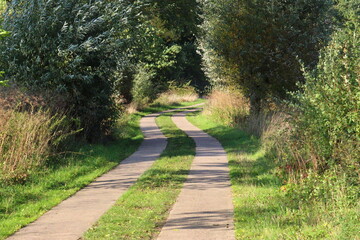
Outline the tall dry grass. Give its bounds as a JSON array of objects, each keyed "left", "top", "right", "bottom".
[
  {"left": 203, "top": 89, "right": 249, "bottom": 126},
  {"left": 204, "top": 89, "right": 290, "bottom": 141},
  {"left": 128, "top": 84, "right": 199, "bottom": 112},
  {"left": 154, "top": 85, "right": 198, "bottom": 106},
  {"left": 245, "top": 111, "right": 290, "bottom": 139},
  {"left": 0, "top": 89, "right": 70, "bottom": 182},
  {"left": 0, "top": 108, "right": 69, "bottom": 182}
]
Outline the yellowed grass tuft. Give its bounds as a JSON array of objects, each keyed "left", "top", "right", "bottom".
[
  {"left": 0, "top": 89, "right": 70, "bottom": 182},
  {"left": 246, "top": 111, "right": 290, "bottom": 140},
  {"left": 155, "top": 86, "right": 198, "bottom": 106},
  {"left": 204, "top": 89, "right": 249, "bottom": 126},
  {"left": 125, "top": 102, "right": 139, "bottom": 114}
]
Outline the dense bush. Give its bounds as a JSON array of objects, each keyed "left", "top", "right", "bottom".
[
  {"left": 1, "top": 0, "right": 135, "bottom": 141},
  {"left": 131, "top": 64, "right": 156, "bottom": 108},
  {"left": 277, "top": 1, "right": 359, "bottom": 179},
  {"left": 199, "top": 0, "right": 335, "bottom": 113}
]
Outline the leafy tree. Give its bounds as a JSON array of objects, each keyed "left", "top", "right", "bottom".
[
  {"left": 1, "top": 0, "right": 135, "bottom": 141},
  {"left": 109, "top": 0, "right": 207, "bottom": 105},
  {"left": 200, "top": 0, "right": 335, "bottom": 113},
  {"left": 137, "top": 0, "right": 207, "bottom": 93}
]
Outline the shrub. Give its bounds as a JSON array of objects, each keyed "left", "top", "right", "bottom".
[
  {"left": 280, "top": 1, "right": 359, "bottom": 179},
  {"left": 1, "top": 0, "right": 134, "bottom": 141},
  {"left": 131, "top": 64, "right": 156, "bottom": 108}
]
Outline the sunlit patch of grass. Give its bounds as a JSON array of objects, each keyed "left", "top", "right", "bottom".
[{"left": 187, "top": 111, "right": 359, "bottom": 240}]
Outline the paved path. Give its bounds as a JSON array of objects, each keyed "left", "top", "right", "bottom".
[
  {"left": 157, "top": 109, "right": 235, "bottom": 240},
  {"left": 7, "top": 105, "right": 202, "bottom": 240}
]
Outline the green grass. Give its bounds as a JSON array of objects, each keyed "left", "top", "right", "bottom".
[
  {"left": 0, "top": 100, "right": 202, "bottom": 240},
  {"left": 187, "top": 111, "right": 360, "bottom": 240},
  {"left": 0, "top": 114, "right": 143, "bottom": 240},
  {"left": 84, "top": 111, "right": 195, "bottom": 240}
]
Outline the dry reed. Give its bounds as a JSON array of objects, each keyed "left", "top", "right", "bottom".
[
  {"left": 0, "top": 88, "right": 69, "bottom": 182},
  {"left": 0, "top": 108, "right": 63, "bottom": 181}
]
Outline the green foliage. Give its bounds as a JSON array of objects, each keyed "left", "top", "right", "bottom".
[
  {"left": 0, "top": 0, "right": 6, "bottom": 15},
  {"left": 132, "top": 0, "right": 207, "bottom": 93},
  {"left": 199, "top": 0, "right": 335, "bottom": 113},
  {"left": 285, "top": 1, "right": 359, "bottom": 177},
  {"left": 142, "top": 0, "right": 200, "bottom": 42},
  {"left": 189, "top": 111, "right": 359, "bottom": 239},
  {"left": 131, "top": 64, "right": 156, "bottom": 106},
  {"left": 269, "top": 3, "right": 360, "bottom": 228},
  {"left": 1, "top": 0, "right": 135, "bottom": 141},
  {"left": 0, "top": 29, "right": 9, "bottom": 86},
  {"left": 285, "top": 170, "right": 359, "bottom": 207}
]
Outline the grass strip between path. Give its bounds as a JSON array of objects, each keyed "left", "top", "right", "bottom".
[
  {"left": 83, "top": 111, "right": 195, "bottom": 240},
  {"left": 0, "top": 100, "right": 203, "bottom": 240},
  {"left": 187, "top": 111, "right": 351, "bottom": 240}
]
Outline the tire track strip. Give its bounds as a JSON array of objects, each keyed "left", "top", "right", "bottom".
[
  {"left": 7, "top": 104, "right": 203, "bottom": 240},
  {"left": 157, "top": 109, "right": 235, "bottom": 240}
]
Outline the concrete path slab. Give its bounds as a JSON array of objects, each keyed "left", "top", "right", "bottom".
[
  {"left": 157, "top": 109, "right": 235, "bottom": 240},
  {"left": 7, "top": 104, "right": 203, "bottom": 240}
]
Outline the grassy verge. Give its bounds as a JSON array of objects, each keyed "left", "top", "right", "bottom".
[
  {"left": 84, "top": 111, "right": 195, "bottom": 239},
  {"left": 187, "top": 111, "right": 359, "bottom": 239},
  {"left": 0, "top": 100, "right": 202, "bottom": 239},
  {"left": 0, "top": 115, "right": 142, "bottom": 239}
]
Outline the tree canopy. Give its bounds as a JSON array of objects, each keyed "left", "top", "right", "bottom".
[{"left": 199, "top": 0, "right": 335, "bottom": 113}]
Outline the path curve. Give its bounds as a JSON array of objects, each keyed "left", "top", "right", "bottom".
[
  {"left": 7, "top": 104, "right": 203, "bottom": 240},
  {"left": 157, "top": 109, "right": 235, "bottom": 240}
]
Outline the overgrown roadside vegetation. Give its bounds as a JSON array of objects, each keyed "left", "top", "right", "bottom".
[
  {"left": 0, "top": 0, "right": 358, "bottom": 238},
  {"left": 188, "top": 111, "right": 359, "bottom": 239},
  {"left": 197, "top": 1, "right": 359, "bottom": 238},
  {"left": 0, "top": 100, "right": 202, "bottom": 240},
  {"left": 0, "top": 112, "right": 142, "bottom": 239},
  {"left": 84, "top": 110, "right": 196, "bottom": 240}
]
